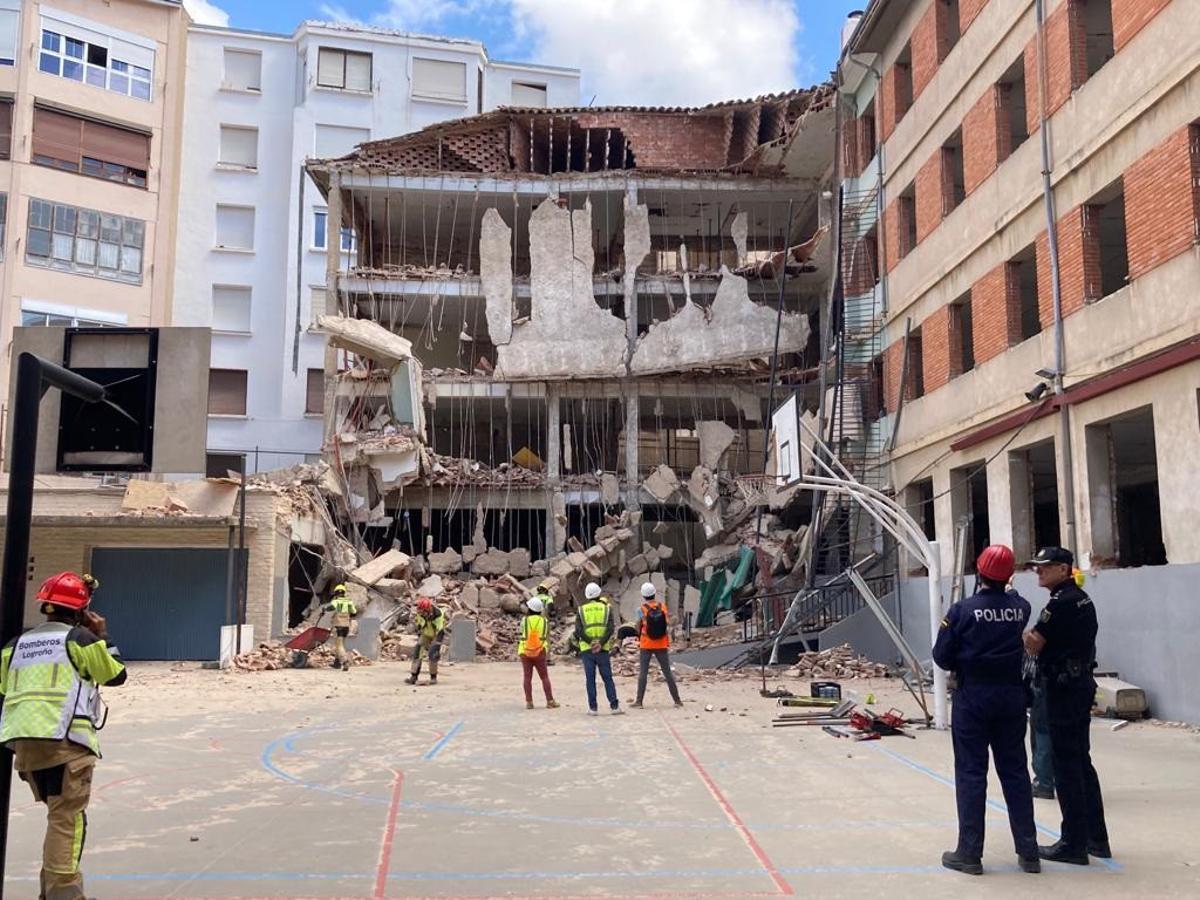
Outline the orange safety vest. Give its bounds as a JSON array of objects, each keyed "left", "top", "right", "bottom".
[{"left": 639, "top": 601, "right": 670, "bottom": 650}]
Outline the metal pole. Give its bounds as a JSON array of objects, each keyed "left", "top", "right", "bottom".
[
  {"left": 0, "top": 353, "right": 104, "bottom": 887},
  {"left": 234, "top": 454, "right": 247, "bottom": 656},
  {"left": 1035, "top": 0, "right": 1078, "bottom": 554}
]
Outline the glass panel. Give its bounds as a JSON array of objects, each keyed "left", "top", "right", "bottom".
[
  {"left": 82, "top": 157, "right": 104, "bottom": 178},
  {"left": 77, "top": 210, "right": 99, "bottom": 238},
  {"left": 85, "top": 65, "right": 105, "bottom": 88},
  {"left": 26, "top": 228, "right": 51, "bottom": 257},
  {"left": 21, "top": 311, "right": 47, "bottom": 326},
  {"left": 111, "top": 59, "right": 128, "bottom": 73},
  {"left": 97, "top": 241, "right": 119, "bottom": 270},
  {"left": 340, "top": 228, "right": 353, "bottom": 251},
  {"left": 63, "top": 59, "right": 83, "bottom": 81},
  {"left": 65, "top": 38, "right": 84, "bottom": 59},
  {"left": 42, "top": 31, "right": 61, "bottom": 52},
  {"left": 110, "top": 73, "right": 128, "bottom": 94},
  {"left": 28, "top": 200, "right": 53, "bottom": 230},
  {"left": 39, "top": 53, "right": 59, "bottom": 75},
  {"left": 123, "top": 219, "right": 145, "bottom": 247},
  {"left": 51, "top": 233, "right": 73, "bottom": 261},
  {"left": 132, "top": 65, "right": 151, "bottom": 80},
  {"left": 46, "top": 315, "right": 72, "bottom": 327},
  {"left": 74, "top": 237, "right": 97, "bottom": 265},
  {"left": 130, "top": 169, "right": 147, "bottom": 188},
  {"left": 87, "top": 44, "right": 107, "bottom": 67},
  {"left": 119, "top": 246, "right": 141, "bottom": 274},
  {"left": 313, "top": 212, "right": 327, "bottom": 247},
  {"left": 99, "top": 215, "right": 122, "bottom": 243},
  {"left": 131, "top": 79, "right": 150, "bottom": 101},
  {"left": 53, "top": 206, "right": 77, "bottom": 234}
]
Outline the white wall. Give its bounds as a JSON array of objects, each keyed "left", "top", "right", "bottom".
[{"left": 176, "top": 21, "right": 580, "bottom": 473}]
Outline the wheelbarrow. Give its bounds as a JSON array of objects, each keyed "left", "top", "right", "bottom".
[{"left": 284, "top": 616, "right": 330, "bottom": 668}]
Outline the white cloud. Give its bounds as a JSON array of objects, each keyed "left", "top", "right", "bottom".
[
  {"left": 509, "top": 0, "right": 801, "bottom": 107},
  {"left": 183, "top": 0, "right": 230, "bottom": 27}
]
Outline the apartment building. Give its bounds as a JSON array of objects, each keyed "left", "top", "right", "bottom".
[
  {"left": 838, "top": 0, "right": 1199, "bottom": 720},
  {"left": 171, "top": 20, "right": 580, "bottom": 475},
  {"left": 0, "top": 0, "right": 187, "bottom": 397}
]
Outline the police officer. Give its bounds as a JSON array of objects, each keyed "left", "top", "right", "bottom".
[
  {"left": 1022, "top": 547, "right": 1111, "bottom": 865},
  {"left": 933, "top": 545, "right": 1040, "bottom": 875}
]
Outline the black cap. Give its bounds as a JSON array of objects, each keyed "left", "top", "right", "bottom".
[{"left": 1029, "top": 547, "right": 1074, "bottom": 566}]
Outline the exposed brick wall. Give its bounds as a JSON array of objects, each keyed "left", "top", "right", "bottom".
[
  {"left": 912, "top": 0, "right": 957, "bottom": 99},
  {"left": 947, "top": 301, "right": 969, "bottom": 377},
  {"left": 1024, "top": 0, "right": 1088, "bottom": 135},
  {"left": 1035, "top": 205, "right": 1100, "bottom": 327},
  {"left": 962, "top": 84, "right": 1011, "bottom": 195},
  {"left": 842, "top": 231, "right": 878, "bottom": 296},
  {"left": 971, "top": 262, "right": 1022, "bottom": 363},
  {"left": 879, "top": 61, "right": 913, "bottom": 142},
  {"left": 915, "top": 149, "right": 947, "bottom": 243},
  {"left": 573, "top": 112, "right": 729, "bottom": 170},
  {"left": 921, "top": 306, "right": 952, "bottom": 392},
  {"left": 883, "top": 197, "right": 902, "bottom": 273},
  {"left": 1113, "top": 0, "right": 1173, "bottom": 51},
  {"left": 1125, "top": 125, "right": 1200, "bottom": 280},
  {"left": 842, "top": 115, "right": 876, "bottom": 178},
  {"left": 959, "top": 0, "right": 990, "bottom": 34},
  {"left": 883, "top": 340, "right": 905, "bottom": 412}
]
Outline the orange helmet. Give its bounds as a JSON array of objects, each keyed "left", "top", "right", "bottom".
[
  {"left": 416, "top": 597, "right": 434, "bottom": 615},
  {"left": 37, "top": 572, "right": 92, "bottom": 611}
]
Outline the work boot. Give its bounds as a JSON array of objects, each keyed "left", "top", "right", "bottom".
[
  {"left": 330, "top": 658, "right": 341, "bottom": 669},
  {"left": 526, "top": 701, "right": 535, "bottom": 710},
  {"left": 1031, "top": 781, "right": 1055, "bottom": 800},
  {"left": 546, "top": 699, "right": 560, "bottom": 709},
  {"left": 630, "top": 701, "right": 644, "bottom": 709},
  {"left": 1018, "top": 855, "right": 1042, "bottom": 873},
  {"left": 429, "top": 675, "right": 437, "bottom": 685},
  {"left": 404, "top": 675, "right": 417, "bottom": 685},
  {"left": 941, "top": 850, "right": 983, "bottom": 875},
  {"left": 674, "top": 700, "right": 685, "bottom": 708},
  {"left": 1038, "top": 840, "right": 1089, "bottom": 865},
  {"left": 1088, "top": 841, "right": 1113, "bottom": 859}
]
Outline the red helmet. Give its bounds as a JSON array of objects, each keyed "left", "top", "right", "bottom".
[
  {"left": 36, "top": 572, "right": 92, "bottom": 611},
  {"left": 976, "top": 545, "right": 1015, "bottom": 583},
  {"left": 416, "top": 597, "right": 434, "bottom": 615}
]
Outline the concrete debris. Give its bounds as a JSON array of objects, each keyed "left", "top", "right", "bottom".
[
  {"left": 313, "top": 315, "right": 413, "bottom": 367},
  {"left": 428, "top": 548, "right": 464, "bottom": 574},
  {"left": 428, "top": 452, "right": 545, "bottom": 487},
  {"left": 642, "top": 464, "right": 680, "bottom": 502},
  {"left": 697, "top": 421, "right": 736, "bottom": 471},
  {"left": 788, "top": 644, "right": 891, "bottom": 680},
  {"left": 234, "top": 642, "right": 372, "bottom": 672},
  {"left": 417, "top": 574, "right": 445, "bottom": 598},
  {"left": 350, "top": 549, "right": 411, "bottom": 586}
]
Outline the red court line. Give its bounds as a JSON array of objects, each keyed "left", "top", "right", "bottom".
[
  {"left": 374, "top": 769, "right": 405, "bottom": 898},
  {"left": 660, "top": 714, "right": 794, "bottom": 896}
]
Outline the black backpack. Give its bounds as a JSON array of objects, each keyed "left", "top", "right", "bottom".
[{"left": 644, "top": 603, "right": 668, "bottom": 640}]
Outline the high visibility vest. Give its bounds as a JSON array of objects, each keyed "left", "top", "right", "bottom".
[
  {"left": 415, "top": 610, "right": 446, "bottom": 639},
  {"left": 639, "top": 602, "right": 670, "bottom": 650},
  {"left": 578, "top": 601, "right": 613, "bottom": 652},
  {"left": 518, "top": 614, "right": 548, "bottom": 657},
  {"left": 329, "top": 596, "right": 356, "bottom": 627},
  {"left": 0, "top": 624, "right": 107, "bottom": 756}
]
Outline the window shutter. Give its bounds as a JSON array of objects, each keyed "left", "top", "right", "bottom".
[
  {"left": 317, "top": 48, "right": 343, "bottom": 87},
  {"left": 305, "top": 369, "right": 325, "bottom": 414},
  {"left": 208, "top": 369, "right": 247, "bottom": 416},
  {"left": 212, "top": 285, "right": 252, "bottom": 332},
  {"left": 345, "top": 51, "right": 371, "bottom": 91},
  {"left": 310, "top": 287, "right": 327, "bottom": 324},
  {"left": 32, "top": 107, "right": 84, "bottom": 169},
  {"left": 0, "top": 9, "right": 18, "bottom": 63},
  {"left": 0, "top": 100, "right": 11, "bottom": 161},
  {"left": 511, "top": 82, "right": 547, "bottom": 107},
  {"left": 215, "top": 205, "right": 255, "bottom": 250},
  {"left": 223, "top": 48, "right": 261, "bottom": 91},
  {"left": 81, "top": 119, "right": 150, "bottom": 171},
  {"left": 412, "top": 58, "right": 466, "bottom": 101},
  {"left": 219, "top": 125, "right": 257, "bottom": 167}
]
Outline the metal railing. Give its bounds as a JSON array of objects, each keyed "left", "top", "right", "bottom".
[{"left": 739, "top": 573, "right": 895, "bottom": 642}]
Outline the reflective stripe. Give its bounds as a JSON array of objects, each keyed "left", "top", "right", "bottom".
[
  {"left": 0, "top": 624, "right": 100, "bottom": 754},
  {"left": 578, "top": 602, "right": 613, "bottom": 651}
]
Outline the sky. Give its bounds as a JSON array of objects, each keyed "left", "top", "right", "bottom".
[{"left": 182, "top": 0, "right": 865, "bottom": 106}]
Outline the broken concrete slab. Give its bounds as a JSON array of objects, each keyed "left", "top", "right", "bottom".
[
  {"left": 627, "top": 554, "right": 649, "bottom": 576},
  {"left": 507, "top": 548, "right": 531, "bottom": 578},
  {"left": 448, "top": 615, "right": 477, "bottom": 662},
  {"left": 350, "top": 549, "right": 411, "bottom": 586},
  {"left": 314, "top": 315, "right": 413, "bottom": 367},
  {"left": 600, "top": 473, "right": 620, "bottom": 506},
  {"left": 480, "top": 209, "right": 514, "bottom": 346},
  {"left": 427, "top": 548, "right": 463, "bottom": 575},
  {"left": 731, "top": 210, "right": 748, "bottom": 267},
  {"left": 472, "top": 549, "right": 511, "bottom": 576},
  {"left": 479, "top": 587, "right": 502, "bottom": 611},
  {"left": 459, "top": 583, "right": 480, "bottom": 611},
  {"left": 684, "top": 585, "right": 701, "bottom": 619},
  {"left": 417, "top": 574, "right": 445, "bottom": 598},
  {"left": 643, "top": 464, "right": 680, "bottom": 502},
  {"left": 697, "top": 421, "right": 736, "bottom": 471}
]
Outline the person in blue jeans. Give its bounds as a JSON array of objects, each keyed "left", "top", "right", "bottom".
[
  {"left": 574, "top": 583, "right": 623, "bottom": 716},
  {"left": 1029, "top": 673, "right": 1056, "bottom": 798}
]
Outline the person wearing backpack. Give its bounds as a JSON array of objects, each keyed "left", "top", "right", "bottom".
[
  {"left": 518, "top": 597, "right": 559, "bottom": 710},
  {"left": 632, "top": 582, "right": 683, "bottom": 709}
]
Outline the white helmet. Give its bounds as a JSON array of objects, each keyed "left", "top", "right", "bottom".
[
  {"left": 584, "top": 582, "right": 602, "bottom": 600},
  {"left": 640, "top": 582, "right": 656, "bottom": 599},
  {"left": 527, "top": 597, "right": 545, "bottom": 613}
]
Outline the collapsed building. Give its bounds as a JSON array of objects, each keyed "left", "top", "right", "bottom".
[{"left": 299, "top": 88, "right": 838, "bottom": 628}]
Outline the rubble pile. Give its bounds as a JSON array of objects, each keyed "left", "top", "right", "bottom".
[
  {"left": 788, "top": 643, "right": 891, "bottom": 679},
  {"left": 233, "top": 642, "right": 373, "bottom": 672},
  {"left": 427, "top": 453, "right": 545, "bottom": 487}
]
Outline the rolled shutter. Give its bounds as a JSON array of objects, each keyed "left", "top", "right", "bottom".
[
  {"left": 81, "top": 119, "right": 150, "bottom": 171},
  {"left": 32, "top": 107, "right": 84, "bottom": 169},
  {"left": 0, "top": 100, "right": 12, "bottom": 161}
]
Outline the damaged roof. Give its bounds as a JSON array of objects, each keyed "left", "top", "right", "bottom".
[{"left": 307, "top": 84, "right": 835, "bottom": 180}]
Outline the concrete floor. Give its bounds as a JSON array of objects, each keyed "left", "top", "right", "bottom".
[{"left": 5, "top": 660, "right": 1199, "bottom": 899}]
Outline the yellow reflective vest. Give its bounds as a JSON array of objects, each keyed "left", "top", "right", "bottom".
[
  {"left": 518, "top": 614, "right": 549, "bottom": 657},
  {"left": 576, "top": 600, "right": 614, "bottom": 652},
  {"left": 328, "top": 595, "right": 357, "bottom": 628},
  {"left": 414, "top": 610, "right": 446, "bottom": 639},
  {"left": 0, "top": 622, "right": 126, "bottom": 757}
]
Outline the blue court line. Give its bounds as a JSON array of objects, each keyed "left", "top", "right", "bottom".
[
  {"left": 423, "top": 718, "right": 464, "bottom": 760},
  {"left": 876, "top": 744, "right": 1123, "bottom": 873}
]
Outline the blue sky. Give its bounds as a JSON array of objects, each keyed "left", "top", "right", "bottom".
[{"left": 184, "top": 0, "right": 865, "bottom": 106}]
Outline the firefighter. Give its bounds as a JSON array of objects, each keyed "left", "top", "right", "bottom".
[
  {"left": 325, "top": 584, "right": 358, "bottom": 671},
  {"left": 405, "top": 597, "right": 446, "bottom": 685},
  {"left": 0, "top": 571, "right": 127, "bottom": 900}
]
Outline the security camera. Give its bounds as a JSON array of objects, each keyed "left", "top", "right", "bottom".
[
  {"left": 1025, "top": 382, "right": 1050, "bottom": 402},
  {"left": 1034, "top": 367, "right": 1058, "bottom": 380}
]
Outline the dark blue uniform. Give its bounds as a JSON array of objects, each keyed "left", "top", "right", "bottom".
[
  {"left": 934, "top": 586, "right": 1038, "bottom": 861},
  {"left": 1033, "top": 581, "right": 1109, "bottom": 854}
]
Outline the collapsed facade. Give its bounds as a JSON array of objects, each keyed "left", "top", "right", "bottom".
[{"left": 303, "top": 89, "right": 837, "bottom": 623}]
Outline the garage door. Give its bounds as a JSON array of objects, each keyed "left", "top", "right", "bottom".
[{"left": 88, "top": 548, "right": 245, "bottom": 660}]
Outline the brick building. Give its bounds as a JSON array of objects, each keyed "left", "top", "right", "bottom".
[{"left": 837, "top": 0, "right": 1200, "bottom": 720}]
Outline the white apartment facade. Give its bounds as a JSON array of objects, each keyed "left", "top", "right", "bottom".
[{"left": 173, "top": 20, "right": 580, "bottom": 475}]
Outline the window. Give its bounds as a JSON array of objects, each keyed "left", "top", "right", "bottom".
[
  {"left": 313, "top": 124, "right": 370, "bottom": 159},
  {"left": 316, "top": 47, "right": 372, "bottom": 92},
  {"left": 860, "top": 100, "right": 876, "bottom": 165},
  {"left": 38, "top": 16, "right": 154, "bottom": 101},
  {"left": 942, "top": 128, "right": 965, "bottom": 214},
  {"left": 949, "top": 294, "right": 974, "bottom": 376},
  {"left": 1009, "top": 439, "right": 1060, "bottom": 562},
  {"left": 223, "top": 48, "right": 261, "bottom": 92},
  {"left": 999, "top": 56, "right": 1029, "bottom": 159},
  {"left": 894, "top": 43, "right": 913, "bottom": 120},
  {"left": 940, "top": 0, "right": 962, "bottom": 56},
  {"left": 511, "top": 82, "right": 547, "bottom": 107},
  {"left": 212, "top": 284, "right": 251, "bottom": 333},
  {"left": 19, "top": 299, "right": 126, "bottom": 327},
  {"left": 215, "top": 205, "right": 254, "bottom": 251},
  {"left": 906, "top": 325, "right": 925, "bottom": 399},
  {"left": 1086, "top": 406, "right": 1166, "bottom": 567},
  {"left": 305, "top": 369, "right": 324, "bottom": 414},
  {"left": 206, "top": 452, "right": 243, "bottom": 478},
  {"left": 951, "top": 462, "right": 990, "bottom": 570},
  {"left": 912, "top": 478, "right": 936, "bottom": 541},
  {"left": 310, "top": 286, "right": 327, "bottom": 324},
  {"left": 0, "top": 99, "right": 10, "bottom": 160},
  {"left": 218, "top": 125, "right": 258, "bottom": 169},
  {"left": 1084, "top": 0, "right": 1115, "bottom": 79},
  {"left": 1089, "top": 179, "right": 1128, "bottom": 300},
  {"left": 25, "top": 198, "right": 145, "bottom": 284},
  {"left": 208, "top": 369, "right": 248, "bottom": 416},
  {"left": 898, "top": 182, "right": 917, "bottom": 258},
  {"left": 1012, "top": 245, "right": 1040, "bottom": 341},
  {"left": 0, "top": 4, "right": 18, "bottom": 66},
  {"left": 312, "top": 209, "right": 354, "bottom": 251},
  {"left": 412, "top": 57, "right": 466, "bottom": 102},
  {"left": 31, "top": 107, "right": 150, "bottom": 187}
]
